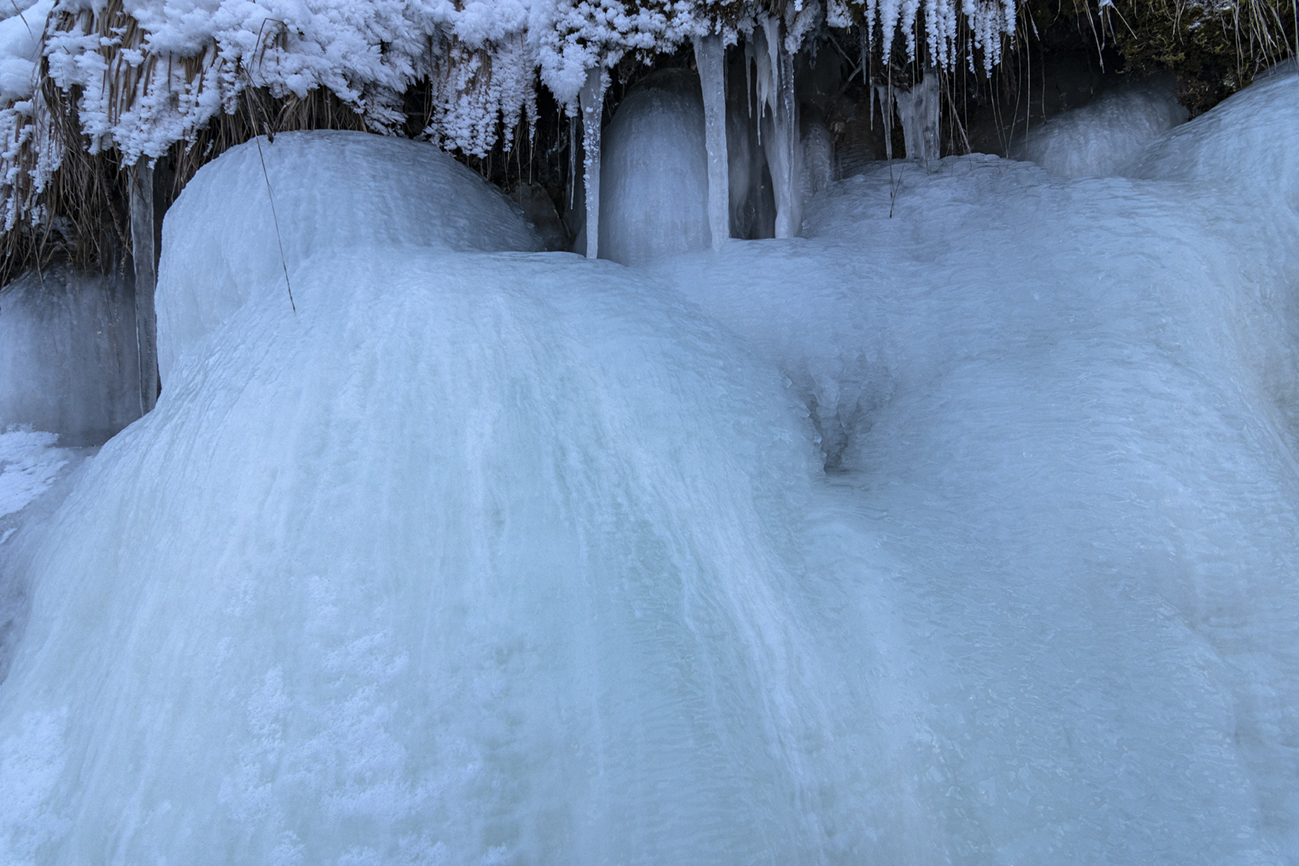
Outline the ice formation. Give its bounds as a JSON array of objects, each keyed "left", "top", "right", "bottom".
[
  {"left": 893, "top": 70, "right": 942, "bottom": 168},
  {"left": 156, "top": 130, "right": 541, "bottom": 380},
  {"left": 0, "top": 0, "right": 1025, "bottom": 234},
  {"left": 653, "top": 62, "right": 1299, "bottom": 858},
  {"left": 0, "top": 266, "right": 141, "bottom": 446},
  {"left": 1012, "top": 77, "right": 1189, "bottom": 178},
  {"left": 0, "top": 126, "right": 848, "bottom": 864},
  {"left": 596, "top": 71, "right": 711, "bottom": 266},
  {"left": 2, "top": 44, "right": 1299, "bottom": 866},
  {"left": 694, "top": 33, "right": 731, "bottom": 249}
]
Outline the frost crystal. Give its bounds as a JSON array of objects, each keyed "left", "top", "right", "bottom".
[{"left": 0, "top": 0, "right": 1024, "bottom": 228}]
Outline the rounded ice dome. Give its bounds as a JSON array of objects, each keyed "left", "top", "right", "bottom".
[
  {"left": 156, "top": 131, "right": 543, "bottom": 380},
  {"left": 1010, "top": 77, "right": 1188, "bottom": 178}
]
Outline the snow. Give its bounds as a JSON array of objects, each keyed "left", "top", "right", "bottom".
[
  {"left": 0, "top": 265, "right": 142, "bottom": 446},
  {"left": 1011, "top": 77, "right": 1189, "bottom": 178},
  {"left": 596, "top": 70, "right": 710, "bottom": 265},
  {"left": 2, "top": 58, "right": 1299, "bottom": 866},
  {"left": 0, "top": 0, "right": 51, "bottom": 105},
  {"left": 0, "top": 430, "right": 68, "bottom": 522}
]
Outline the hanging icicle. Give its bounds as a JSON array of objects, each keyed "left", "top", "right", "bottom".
[
  {"left": 693, "top": 32, "right": 730, "bottom": 250},
  {"left": 579, "top": 64, "right": 607, "bottom": 259}
]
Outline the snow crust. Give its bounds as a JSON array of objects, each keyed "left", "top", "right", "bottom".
[
  {"left": 0, "top": 265, "right": 141, "bottom": 446},
  {"left": 2, "top": 61, "right": 1299, "bottom": 865},
  {"left": 156, "top": 130, "right": 541, "bottom": 381},
  {"left": 1011, "top": 78, "right": 1189, "bottom": 178}
]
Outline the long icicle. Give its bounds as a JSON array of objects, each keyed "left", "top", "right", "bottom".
[
  {"left": 693, "top": 32, "right": 730, "bottom": 250},
  {"left": 579, "top": 64, "right": 605, "bottom": 259}
]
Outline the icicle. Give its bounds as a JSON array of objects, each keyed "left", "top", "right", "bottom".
[
  {"left": 894, "top": 68, "right": 941, "bottom": 171},
  {"left": 693, "top": 33, "right": 730, "bottom": 250},
  {"left": 567, "top": 112, "right": 577, "bottom": 212},
  {"left": 579, "top": 65, "right": 605, "bottom": 259},
  {"left": 751, "top": 25, "right": 775, "bottom": 148},
  {"left": 744, "top": 38, "right": 753, "bottom": 120},
  {"left": 874, "top": 83, "right": 894, "bottom": 161},
  {"left": 758, "top": 15, "right": 802, "bottom": 239}
]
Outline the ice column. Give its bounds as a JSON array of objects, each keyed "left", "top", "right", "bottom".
[
  {"left": 694, "top": 33, "right": 730, "bottom": 249},
  {"left": 758, "top": 16, "right": 802, "bottom": 238},
  {"left": 580, "top": 65, "right": 606, "bottom": 259},
  {"left": 895, "top": 70, "right": 942, "bottom": 170},
  {"left": 130, "top": 162, "right": 158, "bottom": 412}
]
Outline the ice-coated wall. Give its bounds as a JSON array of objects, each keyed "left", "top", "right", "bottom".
[
  {"left": 156, "top": 131, "right": 542, "bottom": 380},
  {"left": 1010, "top": 77, "right": 1188, "bottom": 178},
  {"left": 597, "top": 71, "right": 711, "bottom": 266},
  {"left": 0, "top": 265, "right": 141, "bottom": 446}
]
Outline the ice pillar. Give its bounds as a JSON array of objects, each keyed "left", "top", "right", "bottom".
[
  {"left": 580, "top": 65, "right": 606, "bottom": 259},
  {"left": 694, "top": 32, "right": 730, "bottom": 250},
  {"left": 895, "top": 69, "right": 942, "bottom": 171},
  {"left": 759, "top": 16, "right": 802, "bottom": 239},
  {"left": 130, "top": 162, "right": 158, "bottom": 413}
]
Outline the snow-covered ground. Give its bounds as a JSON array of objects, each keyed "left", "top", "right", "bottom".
[{"left": 0, "top": 62, "right": 1296, "bottom": 866}]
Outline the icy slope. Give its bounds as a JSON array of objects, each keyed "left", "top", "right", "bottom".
[{"left": 0, "top": 245, "right": 863, "bottom": 865}]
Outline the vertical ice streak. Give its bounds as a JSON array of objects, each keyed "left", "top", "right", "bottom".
[
  {"left": 895, "top": 69, "right": 941, "bottom": 170},
  {"left": 580, "top": 65, "right": 605, "bottom": 259},
  {"left": 694, "top": 33, "right": 730, "bottom": 250}
]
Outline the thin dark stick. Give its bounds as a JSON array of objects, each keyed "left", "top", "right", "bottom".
[{"left": 253, "top": 134, "right": 294, "bottom": 313}]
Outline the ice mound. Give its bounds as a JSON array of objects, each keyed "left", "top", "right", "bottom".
[
  {"left": 0, "top": 265, "right": 141, "bottom": 446},
  {"left": 1010, "top": 78, "right": 1188, "bottom": 178},
  {"left": 597, "top": 71, "right": 711, "bottom": 265},
  {"left": 0, "top": 227, "right": 872, "bottom": 862},
  {"left": 1126, "top": 61, "right": 1299, "bottom": 210},
  {"left": 157, "top": 131, "right": 542, "bottom": 380},
  {"left": 655, "top": 70, "right": 1299, "bottom": 857}
]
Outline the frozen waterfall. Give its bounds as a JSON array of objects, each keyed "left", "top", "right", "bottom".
[{"left": 1, "top": 60, "right": 1299, "bottom": 866}]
